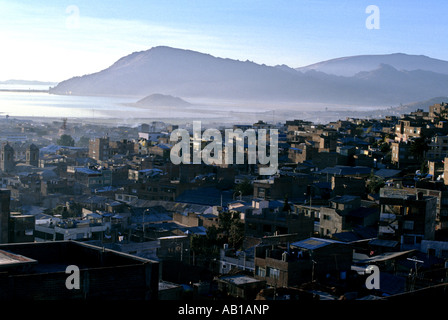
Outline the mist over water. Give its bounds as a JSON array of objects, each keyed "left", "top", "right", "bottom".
[{"left": 0, "top": 85, "right": 393, "bottom": 126}]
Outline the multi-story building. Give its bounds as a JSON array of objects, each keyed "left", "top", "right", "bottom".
[
  {"left": 89, "top": 137, "right": 110, "bottom": 161},
  {"left": 429, "top": 102, "right": 448, "bottom": 121},
  {"left": 218, "top": 247, "right": 255, "bottom": 275},
  {"left": 378, "top": 188, "right": 438, "bottom": 250},
  {"left": 252, "top": 174, "right": 310, "bottom": 201},
  {"left": 391, "top": 141, "right": 418, "bottom": 168},
  {"left": 68, "top": 166, "right": 112, "bottom": 191},
  {"left": 244, "top": 199, "right": 314, "bottom": 239},
  {"left": 8, "top": 212, "right": 35, "bottom": 243},
  {"left": 394, "top": 118, "right": 427, "bottom": 143},
  {"left": 254, "top": 237, "right": 353, "bottom": 287},
  {"left": 426, "top": 135, "right": 448, "bottom": 161},
  {"left": 0, "top": 189, "right": 10, "bottom": 243},
  {"left": 0, "top": 240, "right": 159, "bottom": 300},
  {"left": 319, "top": 195, "right": 379, "bottom": 237}
]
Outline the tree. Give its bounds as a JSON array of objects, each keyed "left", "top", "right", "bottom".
[
  {"left": 379, "top": 141, "right": 390, "bottom": 153},
  {"left": 234, "top": 178, "right": 253, "bottom": 196},
  {"left": 190, "top": 225, "right": 221, "bottom": 266},
  {"left": 76, "top": 136, "right": 90, "bottom": 148},
  {"left": 366, "top": 174, "right": 385, "bottom": 194},
  {"left": 228, "top": 220, "right": 245, "bottom": 249},
  {"left": 218, "top": 210, "right": 245, "bottom": 249},
  {"left": 410, "top": 136, "right": 429, "bottom": 169},
  {"left": 57, "top": 134, "right": 75, "bottom": 147},
  {"left": 52, "top": 204, "right": 80, "bottom": 219}
]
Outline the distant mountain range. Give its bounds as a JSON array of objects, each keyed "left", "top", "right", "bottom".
[
  {"left": 1, "top": 79, "right": 57, "bottom": 86},
  {"left": 49, "top": 46, "right": 448, "bottom": 107},
  {"left": 295, "top": 53, "right": 448, "bottom": 76}
]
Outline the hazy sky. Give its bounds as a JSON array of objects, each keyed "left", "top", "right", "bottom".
[{"left": 1, "top": 0, "right": 447, "bottom": 82}]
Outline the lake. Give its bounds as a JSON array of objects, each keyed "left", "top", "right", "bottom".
[
  {"left": 0, "top": 84, "right": 389, "bottom": 126},
  {"left": 0, "top": 85, "right": 289, "bottom": 126}
]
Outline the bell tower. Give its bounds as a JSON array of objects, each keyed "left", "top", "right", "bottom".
[
  {"left": 26, "top": 143, "right": 39, "bottom": 167},
  {"left": 1, "top": 142, "right": 14, "bottom": 173}
]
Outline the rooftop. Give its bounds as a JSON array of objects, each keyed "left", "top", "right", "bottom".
[
  {"left": 331, "top": 195, "right": 360, "bottom": 204},
  {"left": 319, "top": 166, "right": 372, "bottom": 176},
  {"left": 0, "top": 249, "right": 37, "bottom": 270},
  {"left": 291, "top": 237, "right": 344, "bottom": 250},
  {"left": 218, "top": 274, "right": 263, "bottom": 286}
]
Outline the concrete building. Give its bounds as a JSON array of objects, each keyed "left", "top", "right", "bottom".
[
  {"left": 34, "top": 216, "right": 109, "bottom": 241},
  {"left": 331, "top": 176, "right": 366, "bottom": 197},
  {"left": 9, "top": 212, "right": 35, "bottom": 243},
  {"left": 89, "top": 137, "right": 110, "bottom": 161},
  {"left": 391, "top": 141, "right": 418, "bottom": 168},
  {"left": 394, "top": 118, "right": 427, "bottom": 143},
  {"left": 252, "top": 174, "right": 310, "bottom": 201},
  {"left": 254, "top": 237, "right": 353, "bottom": 287},
  {"left": 216, "top": 274, "right": 266, "bottom": 300},
  {"left": 0, "top": 189, "right": 10, "bottom": 243},
  {"left": 319, "top": 195, "right": 379, "bottom": 238},
  {"left": 429, "top": 102, "right": 448, "bottom": 121},
  {"left": 68, "top": 166, "right": 112, "bottom": 191},
  {"left": 218, "top": 247, "right": 255, "bottom": 274},
  {"left": 0, "top": 240, "right": 159, "bottom": 300},
  {"left": 427, "top": 135, "right": 448, "bottom": 161},
  {"left": 244, "top": 199, "right": 314, "bottom": 239},
  {"left": 378, "top": 188, "right": 438, "bottom": 251}
]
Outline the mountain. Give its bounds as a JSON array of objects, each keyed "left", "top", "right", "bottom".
[
  {"left": 50, "top": 46, "right": 307, "bottom": 101},
  {"left": 296, "top": 53, "right": 448, "bottom": 77},
  {"left": 135, "top": 93, "right": 191, "bottom": 107},
  {"left": 0, "top": 79, "right": 58, "bottom": 86},
  {"left": 49, "top": 46, "right": 448, "bottom": 106}
]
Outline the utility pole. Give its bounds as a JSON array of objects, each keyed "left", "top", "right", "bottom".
[{"left": 407, "top": 256, "right": 424, "bottom": 291}]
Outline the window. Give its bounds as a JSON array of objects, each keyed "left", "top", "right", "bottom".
[
  {"left": 268, "top": 267, "right": 280, "bottom": 279},
  {"left": 256, "top": 267, "right": 266, "bottom": 277},
  {"left": 403, "top": 220, "right": 414, "bottom": 230}
]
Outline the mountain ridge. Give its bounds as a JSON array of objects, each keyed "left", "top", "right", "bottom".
[
  {"left": 49, "top": 46, "right": 448, "bottom": 107},
  {"left": 296, "top": 52, "right": 448, "bottom": 76}
]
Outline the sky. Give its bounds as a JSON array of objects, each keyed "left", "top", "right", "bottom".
[{"left": 1, "top": 0, "right": 448, "bottom": 82}]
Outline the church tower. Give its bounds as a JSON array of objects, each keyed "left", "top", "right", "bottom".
[{"left": 26, "top": 143, "right": 39, "bottom": 167}]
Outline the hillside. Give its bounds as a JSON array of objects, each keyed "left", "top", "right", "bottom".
[
  {"left": 49, "top": 46, "right": 448, "bottom": 107},
  {"left": 135, "top": 93, "right": 191, "bottom": 107}
]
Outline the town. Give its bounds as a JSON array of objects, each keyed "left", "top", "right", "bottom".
[{"left": 1, "top": 102, "right": 448, "bottom": 301}]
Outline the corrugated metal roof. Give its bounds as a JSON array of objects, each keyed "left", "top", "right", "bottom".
[{"left": 291, "top": 237, "right": 344, "bottom": 250}]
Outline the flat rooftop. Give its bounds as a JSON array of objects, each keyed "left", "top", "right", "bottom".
[
  {"left": 0, "top": 240, "right": 157, "bottom": 273},
  {"left": 219, "top": 274, "right": 263, "bottom": 286},
  {"left": 0, "top": 249, "right": 37, "bottom": 270}
]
